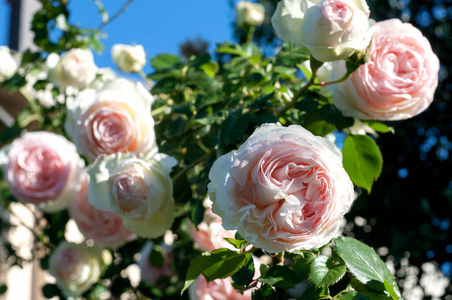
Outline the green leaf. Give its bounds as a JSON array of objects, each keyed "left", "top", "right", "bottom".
[
  {"left": 342, "top": 135, "right": 383, "bottom": 193},
  {"left": 201, "top": 62, "right": 218, "bottom": 77},
  {"left": 334, "top": 237, "right": 401, "bottom": 299},
  {"left": 150, "top": 245, "right": 166, "bottom": 268},
  {"left": 215, "top": 43, "right": 247, "bottom": 57},
  {"left": 338, "top": 290, "right": 370, "bottom": 300},
  {"left": 42, "top": 284, "right": 61, "bottom": 299},
  {"left": 182, "top": 248, "right": 247, "bottom": 294},
  {"left": 224, "top": 238, "right": 248, "bottom": 249},
  {"left": 293, "top": 251, "right": 316, "bottom": 281},
  {"left": 0, "top": 284, "right": 7, "bottom": 295},
  {"left": 364, "top": 121, "right": 394, "bottom": 134},
  {"left": 309, "top": 255, "right": 346, "bottom": 288},
  {"left": 320, "top": 105, "right": 354, "bottom": 131},
  {"left": 232, "top": 253, "right": 255, "bottom": 286},
  {"left": 258, "top": 265, "right": 297, "bottom": 289},
  {"left": 300, "top": 284, "right": 330, "bottom": 299},
  {"left": 252, "top": 284, "right": 277, "bottom": 300},
  {"left": 151, "top": 53, "right": 182, "bottom": 71}
]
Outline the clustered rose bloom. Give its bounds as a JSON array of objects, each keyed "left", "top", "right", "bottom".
[
  {"left": 48, "top": 48, "right": 97, "bottom": 89},
  {"left": 189, "top": 276, "right": 252, "bottom": 300},
  {"left": 0, "top": 46, "right": 18, "bottom": 82},
  {"left": 208, "top": 123, "right": 354, "bottom": 253},
  {"left": 88, "top": 152, "right": 177, "bottom": 238},
  {"left": 112, "top": 44, "right": 147, "bottom": 73},
  {"left": 235, "top": 1, "right": 266, "bottom": 28},
  {"left": 138, "top": 241, "right": 177, "bottom": 285},
  {"left": 188, "top": 201, "right": 236, "bottom": 252},
  {"left": 331, "top": 18, "right": 440, "bottom": 120},
  {"left": 68, "top": 172, "right": 135, "bottom": 248},
  {"left": 65, "top": 78, "right": 157, "bottom": 161},
  {"left": 0, "top": 131, "right": 84, "bottom": 213},
  {"left": 271, "top": 0, "right": 370, "bottom": 62},
  {"left": 49, "top": 241, "right": 103, "bottom": 297}
]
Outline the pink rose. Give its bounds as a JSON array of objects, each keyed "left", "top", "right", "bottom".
[
  {"left": 189, "top": 202, "right": 236, "bottom": 252},
  {"left": 49, "top": 241, "right": 103, "bottom": 297},
  {"left": 138, "top": 241, "right": 177, "bottom": 285},
  {"left": 208, "top": 123, "right": 354, "bottom": 253},
  {"left": 331, "top": 18, "right": 440, "bottom": 120},
  {"left": 65, "top": 78, "right": 157, "bottom": 161},
  {"left": 1, "top": 131, "right": 84, "bottom": 212},
  {"left": 189, "top": 276, "right": 252, "bottom": 300},
  {"left": 68, "top": 172, "right": 135, "bottom": 248}
]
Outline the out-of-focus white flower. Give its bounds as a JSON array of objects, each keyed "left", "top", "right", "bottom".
[
  {"left": 0, "top": 46, "right": 18, "bottom": 82},
  {"left": 112, "top": 44, "right": 146, "bottom": 73},
  {"left": 49, "top": 48, "right": 97, "bottom": 89},
  {"left": 236, "top": 1, "right": 266, "bottom": 28}
]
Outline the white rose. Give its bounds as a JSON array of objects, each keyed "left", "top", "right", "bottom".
[
  {"left": 88, "top": 152, "right": 177, "bottom": 238},
  {"left": 236, "top": 1, "right": 266, "bottom": 28},
  {"left": 49, "top": 48, "right": 97, "bottom": 89},
  {"left": 49, "top": 242, "right": 103, "bottom": 298},
  {"left": 112, "top": 44, "right": 146, "bottom": 73},
  {"left": 0, "top": 46, "right": 18, "bottom": 82},
  {"left": 64, "top": 78, "right": 157, "bottom": 161},
  {"left": 271, "top": 0, "right": 370, "bottom": 62}
]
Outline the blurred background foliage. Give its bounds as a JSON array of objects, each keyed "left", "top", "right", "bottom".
[{"left": 233, "top": 0, "right": 452, "bottom": 297}]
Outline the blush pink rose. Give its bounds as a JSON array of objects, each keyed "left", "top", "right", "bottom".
[
  {"left": 1, "top": 131, "right": 84, "bottom": 213},
  {"left": 138, "top": 241, "right": 177, "bottom": 285},
  {"left": 188, "top": 202, "right": 236, "bottom": 252},
  {"left": 65, "top": 78, "right": 157, "bottom": 161},
  {"left": 68, "top": 172, "right": 135, "bottom": 248},
  {"left": 49, "top": 241, "right": 103, "bottom": 297},
  {"left": 331, "top": 18, "right": 440, "bottom": 120},
  {"left": 208, "top": 123, "right": 354, "bottom": 253},
  {"left": 189, "top": 276, "right": 252, "bottom": 300}
]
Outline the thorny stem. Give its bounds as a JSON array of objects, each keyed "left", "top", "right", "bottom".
[{"left": 97, "top": 0, "right": 135, "bottom": 31}]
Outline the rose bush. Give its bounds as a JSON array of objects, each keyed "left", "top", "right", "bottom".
[
  {"left": 68, "top": 172, "right": 135, "bottom": 248},
  {"left": 88, "top": 152, "right": 176, "bottom": 238},
  {"left": 48, "top": 48, "right": 97, "bottom": 89},
  {"left": 49, "top": 241, "right": 103, "bottom": 298},
  {"left": 111, "top": 44, "right": 147, "bottom": 73},
  {"left": 0, "top": 131, "right": 84, "bottom": 213},
  {"left": 331, "top": 18, "right": 440, "bottom": 120},
  {"left": 65, "top": 78, "right": 157, "bottom": 161},
  {"left": 271, "top": 0, "right": 370, "bottom": 62},
  {"left": 208, "top": 123, "right": 354, "bottom": 253}
]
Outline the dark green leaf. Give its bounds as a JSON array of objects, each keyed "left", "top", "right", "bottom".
[
  {"left": 258, "top": 265, "right": 297, "bottom": 289},
  {"left": 300, "top": 284, "right": 330, "bottom": 299},
  {"left": 338, "top": 290, "right": 370, "bottom": 300},
  {"left": 342, "top": 135, "right": 383, "bottom": 193},
  {"left": 151, "top": 53, "right": 182, "bottom": 71},
  {"left": 151, "top": 76, "right": 181, "bottom": 94},
  {"left": 232, "top": 253, "right": 255, "bottom": 286},
  {"left": 293, "top": 251, "right": 316, "bottom": 282},
  {"left": 320, "top": 105, "right": 354, "bottom": 131},
  {"left": 150, "top": 245, "right": 166, "bottom": 268},
  {"left": 252, "top": 284, "right": 277, "bottom": 300},
  {"left": 182, "top": 248, "right": 247, "bottom": 294},
  {"left": 334, "top": 237, "right": 401, "bottom": 298},
  {"left": 0, "top": 284, "right": 7, "bottom": 295},
  {"left": 308, "top": 255, "right": 346, "bottom": 288},
  {"left": 42, "top": 284, "right": 61, "bottom": 299}
]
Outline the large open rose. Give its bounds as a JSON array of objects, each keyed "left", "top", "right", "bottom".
[
  {"left": 49, "top": 242, "right": 103, "bottom": 297},
  {"left": 88, "top": 152, "right": 177, "bottom": 238},
  {"left": 331, "top": 18, "right": 440, "bottom": 120},
  {"left": 208, "top": 123, "right": 354, "bottom": 253},
  {"left": 68, "top": 172, "right": 135, "bottom": 248},
  {"left": 65, "top": 78, "right": 157, "bottom": 161},
  {"left": 271, "top": 0, "right": 370, "bottom": 62},
  {"left": 1, "top": 131, "right": 84, "bottom": 213}
]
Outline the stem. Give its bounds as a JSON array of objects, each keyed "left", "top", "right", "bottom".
[
  {"left": 97, "top": 0, "right": 135, "bottom": 31},
  {"left": 172, "top": 150, "right": 213, "bottom": 183},
  {"left": 313, "top": 71, "right": 352, "bottom": 87},
  {"left": 151, "top": 105, "right": 169, "bottom": 117},
  {"left": 139, "top": 70, "right": 154, "bottom": 88},
  {"left": 277, "top": 69, "right": 318, "bottom": 118},
  {"left": 246, "top": 26, "right": 256, "bottom": 44}
]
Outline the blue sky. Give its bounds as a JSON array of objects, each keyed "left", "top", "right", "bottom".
[{"left": 0, "top": 0, "right": 236, "bottom": 73}]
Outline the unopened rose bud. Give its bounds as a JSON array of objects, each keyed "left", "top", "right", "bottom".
[
  {"left": 111, "top": 44, "right": 146, "bottom": 73},
  {"left": 0, "top": 46, "right": 18, "bottom": 82},
  {"left": 236, "top": 1, "right": 265, "bottom": 28}
]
